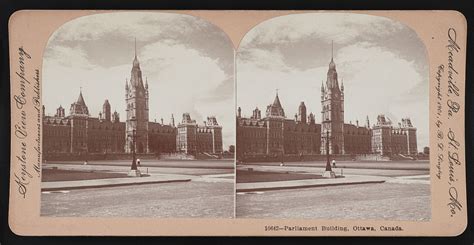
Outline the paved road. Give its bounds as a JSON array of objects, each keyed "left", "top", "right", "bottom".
[
  {"left": 236, "top": 182, "right": 430, "bottom": 221},
  {"left": 42, "top": 159, "right": 431, "bottom": 219},
  {"left": 42, "top": 181, "right": 234, "bottom": 218},
  {"left": 42, "top": 160, "right": 235, "bottom": 217}
]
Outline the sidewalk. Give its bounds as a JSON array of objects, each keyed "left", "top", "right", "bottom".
[
  {"left": 236, "top": 175, "right": 386, "bottom": 192},
  {"left": 42, "top": 174, "right": 191, "bottom": 191}
]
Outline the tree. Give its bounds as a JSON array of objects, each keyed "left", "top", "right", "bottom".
[
  {"left": 228, "top": 145, "right": 235, "bottom": 153},
  {"left": 423, "top": 146, "right": 430, "bottom": 155}
]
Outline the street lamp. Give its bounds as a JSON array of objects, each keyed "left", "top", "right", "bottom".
[
  {"left": 322, "top": 130, "right": 336, "bottom": 178},
  {"left": 127, "top": 128, "right": 141, "bottom": 177},
  {"left": 325, "top": 131, "right": 331, "bottom": 171}
]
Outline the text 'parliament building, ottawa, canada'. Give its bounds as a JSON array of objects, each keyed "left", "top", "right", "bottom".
[
  {"left": 42, "top": 44, "right": 223, "bottom": 160},
  {"left": 236, "top": 45, "right": 418, "bottom": 161}
]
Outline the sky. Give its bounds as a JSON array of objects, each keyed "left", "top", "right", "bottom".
[
  {"left": 236, "top": 13, "right": 429, "bottom": 150},
  {"left": 43, "top": 12, "right": 235, "bottom": 149}
]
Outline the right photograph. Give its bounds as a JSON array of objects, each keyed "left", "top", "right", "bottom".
[{"left": 235, "top": 13, "right": 431, "bottom": 220}]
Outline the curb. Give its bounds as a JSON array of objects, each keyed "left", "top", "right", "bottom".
[
  {"left": 46, "top": 163, "right": 234, "bottom": 170},
  {"left": 42, "top": 179, "right": 192, "bottom": 192},
  {"left": 236, "top": 180, "right": 385, "bottom": 193}
]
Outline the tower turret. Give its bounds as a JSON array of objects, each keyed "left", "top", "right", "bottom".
[
  {"left": 112, "top": 110, "right": 120, "bottom": 123},
  {"left": 252, "top": 107, "right": 261, "bottom": 119},
  {"left": 55, "top": 105, "right": 65, "bottom": 118},
  {"left": 103, "top": 99, "right": 111, "bottom": 122},
  {"left": 298, "top": 101, "right": 307, "bottom": 124}
]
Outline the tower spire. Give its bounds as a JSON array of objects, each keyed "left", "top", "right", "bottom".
[
  {"left": 132, "top": 38, "right": 140, "bottom": 67},
  {"left": 331, "top": 40, "right": 334, "bottom": 61}
]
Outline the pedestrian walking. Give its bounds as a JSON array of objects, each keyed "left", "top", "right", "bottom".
[{"left": 332, "top": 159, "right": 336, "bottom": 169}]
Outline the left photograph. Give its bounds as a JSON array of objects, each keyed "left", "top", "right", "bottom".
[{"left": 40, "top": 12, "right": 235, "bottom": 218}]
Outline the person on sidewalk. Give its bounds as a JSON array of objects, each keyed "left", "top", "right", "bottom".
[
  {"left": 332, "top": 159, "right": 336, "bottom": 169},
  {"left": 137, "top": 158, "right": 141, "bottom": 167}
]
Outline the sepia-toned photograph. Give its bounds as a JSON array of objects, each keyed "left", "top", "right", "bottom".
[
  {"left": 6, "top": 9, "right": 468, "bottom": 236},
  {"left": 235, "top": 13, "right": 431, "bottom": 220},
  {"left": 40, "top": 12, "right": 235, "bottom": 218}
]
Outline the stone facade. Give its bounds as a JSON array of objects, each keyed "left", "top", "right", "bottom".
[
  {"left": 176, "top": 113, "right": 223, "bottom": 155},
  {"left": 236, "top": 45, "right": 417, "bottom": 159},
  {"left": 43, "top": 94, "right": 127, "bottom": 155},
  {"left": 42, "top": 44, "right": 223, "bottom": 157}
]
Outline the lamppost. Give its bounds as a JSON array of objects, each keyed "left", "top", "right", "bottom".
[
  {"left": 322, "top": 130, "right": 336, "bottom": 178},
  {"left": 127, "top": 128, "right": 141, "bottom": 177},
  {"left": 104, "top": 135, "right": 109, "bottom": 159},
  {"left": 325, "top": 131, "right": 331, "bottom": 171}
]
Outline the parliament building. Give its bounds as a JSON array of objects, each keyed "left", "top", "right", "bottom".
[
  {"left": 236, "top": 47, "right": 418, "bottom": 160},
  {"left": 42, "top": 46, "right": 223, "bottom": 158}
]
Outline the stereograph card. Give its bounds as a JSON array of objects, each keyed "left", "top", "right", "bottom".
[{"left": 7, "top": 10, "right": 467, "bottom": 236}]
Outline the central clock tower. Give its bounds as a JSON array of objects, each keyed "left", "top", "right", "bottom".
[
  {"left": 125, "top": 39, "right": 149, "bottom": 153},
  {"left": 321, "top": 42, "right": 345, "bottom": 155}
]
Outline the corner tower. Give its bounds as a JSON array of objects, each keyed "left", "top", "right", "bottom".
[
  {"left": 264, "top": 91, "right": 285, "bottom": 155},
  {"left": 321, "top": 42, "right": 345, "bottom": 155},
  {"left": 125, "top": 39, "right": 149, "bottom": 153},
  {"left": 69, "top": 89, "right": 89, "bottom": 153}
]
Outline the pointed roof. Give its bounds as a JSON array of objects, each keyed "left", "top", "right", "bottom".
[
  {"left": 70, "top": 89, "right": 89, "bottom": 116},
  {"left": 77, "top": 90, "right": 86, "bottom": 105},
  {"left": 272, "top": 91, "right": 282, "bottom": 108},
  {"left": 326, "top": 41, "right": 340, "bottom": 89},
  {"left": 133, "top": 37, "right": 139, "bottom": 67},
  {"left": 130, "top": 39, "right": 145, "bottom": 89},
  {"left": 329, "top": 40, "right": 336, "bottom": 70},
  {"left": 266, "top": 90, "right": 285, "bottom": 118}
]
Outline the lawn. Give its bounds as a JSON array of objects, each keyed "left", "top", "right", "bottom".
[
  {"left": 236, "top": 170, "right": 324, "bottom": 183},
  {"left": 42, "top": 168, "right": 129, "bottom": 182}
]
